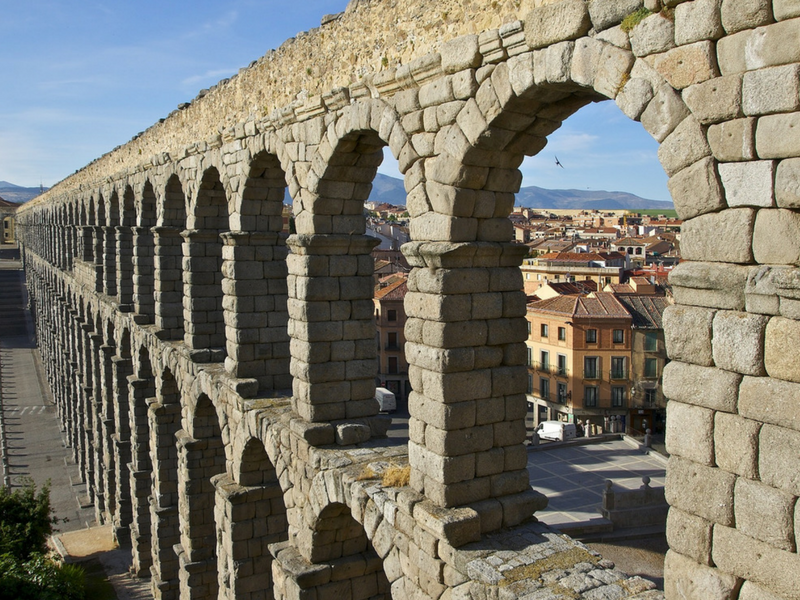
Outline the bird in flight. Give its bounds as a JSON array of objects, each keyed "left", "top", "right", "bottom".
[{"left": 555, "top": 156, "right": 564, "bottom": 168}]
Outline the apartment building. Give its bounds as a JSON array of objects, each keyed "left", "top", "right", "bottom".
[
  {"left": 525, "top": 293, "right": 632, "bottom": 430},
  {"left": 373, "top": 274, "right": 409, "bottom": 406}
]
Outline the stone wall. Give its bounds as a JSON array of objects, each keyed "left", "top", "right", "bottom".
[{"left": 16, "top": 0, "right": 800, "bottom": 598}]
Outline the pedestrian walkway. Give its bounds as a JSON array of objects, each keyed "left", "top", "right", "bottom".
[
  {"left": 528, "top": 439, "right": 667, "bottom": 530},
  {"left": 0, "top": 244, "right": 151, "bottom": 599}
]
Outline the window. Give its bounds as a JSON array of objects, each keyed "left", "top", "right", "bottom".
[
  {"left": 557, "top": 382, "right": 568, "bottom": 405},
  {"left": 557, "top": 354, "right": 567, "bottom": 376},
  {"left": 613, "top": 329, "right": 624, "bottom": 344},
  {"left": 584, "top": 356, "right": 599, "bottom": 379},
  {"left": 527, "top": 347, "right": 532, "bottom": 366},
  {"left": 586, "top": 329, "right": 597, "bottom": 344},
  {"left": 388, "top": 356, "right": 398, "bottom": 374},
  {"left": 644, "top": 388, "right": 657, "bottom": 405},
  {"left": 540, "top": 378, "right": 550, "bottom": 401},
  {"left": 527, "top": 374, "right": 533, "bottom": 394},
  {"left": 540, "top": 350, "right": 550, "bottom": 371},
  {"left": 611, "top": 357, "right": 627, "bottom": 380},
  {"left": 645, "top": 357, "right": 658, "bottom": 378},
  {"left": 387, "top": 309, "right": 397, "bottom": 322},
  {"left": 387, "top": 331, "right": 398, "bottom": 349},
  {"left": 540, "top": 323, "right": 549, "bottom": 338},
  {"left": 584, "top": 386, "right": 598, "bottom": 407},
  {"left": 612, "top": 386, "right": 626, "bottom": 407},
  {"left": 558, "top": 327, "right": 566, "bottom": 341},
  {"left": 644, "top": 331, "right": 658, "bottom": 352},
  {"left": 527, "top": 320, "right": 531, "bottom": 335}
]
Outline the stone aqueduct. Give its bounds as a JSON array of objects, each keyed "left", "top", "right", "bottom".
[{"left": 13, "top": 0, "right": 800, "bottom": 598}]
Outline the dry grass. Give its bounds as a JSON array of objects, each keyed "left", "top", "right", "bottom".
[{"left": 382, "top": 465, "right": 411, "bottom": 487}]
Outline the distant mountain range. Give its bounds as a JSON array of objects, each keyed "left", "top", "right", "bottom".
[
  {"left": 0, "top": 182, "right": 48, "bottom": 204},
  {"left": 369, "top": 173, "right": 674, "bottom": 211},
  {"left": 1, "top": 175, "right": 674, "bottom": 211}
]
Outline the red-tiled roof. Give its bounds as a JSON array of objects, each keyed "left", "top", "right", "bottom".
[
  {"left": 375, "top": 276, "right": 408, "bottom": 300},
  {"left": 528, "top": 292, "right": 632, "bottom": 319}
]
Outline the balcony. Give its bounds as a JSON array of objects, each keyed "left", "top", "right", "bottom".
[
  {"left": 534, "top": 362, "right": 571, "bottom": 377},
  {"left": 582, "top": 369, "right": 600, "bottom": 380},
  {"left": 609, "top": 369, "right": 629, "bottom": 381}
]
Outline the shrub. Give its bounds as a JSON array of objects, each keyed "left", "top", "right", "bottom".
[
  {"left": 0, "top": 480, "right": 57, "bottom": 560},
  {"left": 0, "top": 552, "right": 86, "bottom": 600}
]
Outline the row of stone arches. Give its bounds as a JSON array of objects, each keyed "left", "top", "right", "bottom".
[{"left": 17, "top": 2, "right": 800, "bottom": 595}]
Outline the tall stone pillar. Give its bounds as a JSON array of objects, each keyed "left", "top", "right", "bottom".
[
  {"left": 111, "top": 356, "right": 133, "bottom": 546},
  {"left": 153, "top": 226, "right": 184, "bottom": 339},
  {"left": 79, "top": 225, "right": 94, "bottom": 262},
  {"left": 402, "top": 241, "right": 547, "bottom": 528},
  {"left": 128, "top": 377, "right": 153, "bottom": 576},
  {"left": 132, "top": 226, "right": 155, "bottom": 323},
  {"left": 148, "top": 397, "right": 181, "bottom": 600},
  {"left": 175, "top": 430, "right": 225, "bottom": 600},
  {"left": 116, "top": 225, "right": 134, "bottom": 310},
  {"left": 99, "top": 344, "right": 117, "bottom": 524},
  {"left": 102, "top": 225, "right": 117, "bottom": 297},
  {"left": 182, "top": 229, "right": 225, "bottom": 355},
  {"left": 91, "top": 226, "right": 105, "bottom": 293},
  {"left": 286, "top": 233, "right": 382, "bottom": 444},
  {"left": 89, "top": 332, "right": 105, "bottom": 515},
  {"left": 221, "top": 231, "right": 290, "bottom": 390}
]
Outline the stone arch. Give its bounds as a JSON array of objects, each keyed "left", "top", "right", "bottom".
[
  {"left": 222, "top": 150, "right": 291, "bottom": 389},
  {"left": 275, "top": 500, "right": 390, "bottom": 600},
  {"left": 184, "top": 166, "right": 229, "bottom": 354},
  {"left": 216, "top": 436, "right": 289, "bottom": 600},
  {"left": 154, "top": 174, "right": 186, "bottom": 340}
]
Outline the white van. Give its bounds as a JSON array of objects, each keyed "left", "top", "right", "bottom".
[
  {"left": 535, "top": 420, "right": 577, "bottom": 442},
  {"left": 375, "top": 387, "right": 396, "bottom": 413}
]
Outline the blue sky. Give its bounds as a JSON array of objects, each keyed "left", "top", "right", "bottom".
[{"left": 1, "top": 1, "right": 670, "bottom": 202}]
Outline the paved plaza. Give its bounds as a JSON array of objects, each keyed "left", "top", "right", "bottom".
[{"left": 528, "top": 439, "right": 667, "bottom": 530}]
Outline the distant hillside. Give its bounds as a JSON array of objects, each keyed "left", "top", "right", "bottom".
[
  {"left": 368, "top": 174, "right": 673, "bottom": 211},
  {"left": 0, "top": 182, "right": 48, "bottom": 204}
]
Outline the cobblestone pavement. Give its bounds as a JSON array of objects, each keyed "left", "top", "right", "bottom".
[{"left": 528, "top": 440, "right": 667, "bottom": 530}]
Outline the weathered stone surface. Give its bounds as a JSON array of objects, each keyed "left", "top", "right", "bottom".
[
  {"left": 711, "top": 310, "right": 768, "bottom": 375},
  {"left": 712, "top": 524, "right": 800, "bottom": 599},
  {"left": 441, "top": 35, "right": 482, "bottom": 74},
  {"left": 721, "top": 0, "right": 774, "bottom": 34},
  {"left": 667, "top": 157, "right": 726, "bottom": 219},
  {"left": 657, "top": 116, "right": 712, "bottom": 176},
  {"left": 654, "top": 41, "right": 720, "bottom": 90},
  {"left": 738, "top": 581, "right": 785, "bottom": 600},
  {"left": 773, "top": 0, "right": 800, "bottom": 20},
  {"left": 615, "top": 77, "right": 653, "bottom": 120},
  {"left": 753, "top": 208, "right": 800, "bottom": 265},
  {"left": 524, "top": 0, "right": 591, "bottom": 49},
  {"left": 587, "top": 0, "right": 642, "bottom": 31},
  {"left": 759, "top": 424, "right": 800, "bottom": 495},
  {"left": 717, "top": 19, "right": 800, "bottom": 73},
  {"left": 663, "top": 305, "right": 715, "bottom": 367},
  {"left": 707, "top": 117, "right": 756, "bottom": 162},
  {"left": 664, "top": 551, "right": 739, "bottom": 600},
  {"left": 665, "top": 508, "right": 712, "bottom": 566},
  {"left": 718, "top": 160, "right": 774, "bottom": 207},
  {"left": 757, "top": 113, "right": 800, "bottom": 159},
  {"left": 680, "top": 208, "right": 755, "bottom": 264},
  {"left": 674, "top": 0, "right": 724, "bottom": 45},
  {"left": 665, "top": 401, "right": 715, "bottom": 465},
  {"left": 662, "top": 361, "right": 741, "bottom": 412},
  {"left": 714, "top": 412, "right": 760, "bottom": 478},
  {"left": 764, "top": 316, "right": 800, "bottom": 382},
  {"left": 776, "top": 158, "right": 800, "bottom": 208},
  {"left": 682, "top": 74, "right": 743, "bottom": 125},
  {"left": 665, "top": 457, "right": 735, "bottom": 525},
  {"left": 630, "top": 12, "right": 676, "bottom": 57},
  {"left": 669, "top": 261, "right": 751, "bottom": 310},
  {"left": 742, "top": 64, "right": 800, "bottom": 116},
  {"left": 734, "top": 477, "right": 796, "bottom": 551},
  {"left": 640, "top": 82, "right": 691, "bottom": 142}
]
